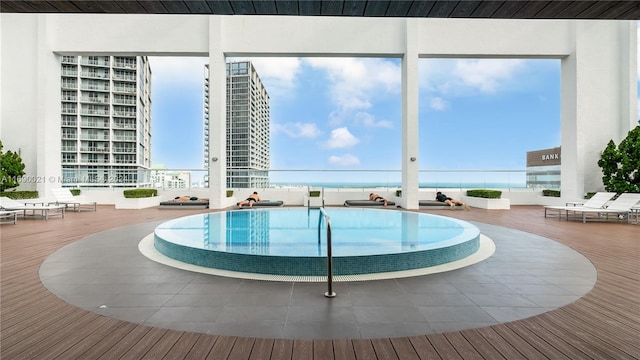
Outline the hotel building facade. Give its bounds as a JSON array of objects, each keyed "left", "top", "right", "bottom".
[
  {"left": 204, "top": 61, "right": 270, "bottom": 189},
  {"left": 60, "top": 55, "right": 152, "bottom": 188},
  {"left": 526, "top": 147, "right": 561, "bottom": 189}
]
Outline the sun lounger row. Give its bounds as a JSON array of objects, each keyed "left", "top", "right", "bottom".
[
  {"left": 0, "top": 197, "right": 65, "bottom": 220},
  {"left": 544, "top": 192, "right": 640, "bottom": 223}
]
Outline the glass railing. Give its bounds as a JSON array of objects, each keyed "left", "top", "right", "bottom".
[{"left": 65, "top": 168, "right": 560, "bottom": 192}]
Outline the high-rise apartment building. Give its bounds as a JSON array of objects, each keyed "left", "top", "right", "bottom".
[
  {"left": 60, "top": 56, "right": 152, "bottom": 187},
  {"left": 204, "top": 61, "right": 270, "bottom": 188}
]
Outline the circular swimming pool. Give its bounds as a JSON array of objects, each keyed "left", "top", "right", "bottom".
[{"left": 153, "top": 208, "right": 481, "bottom": 276}]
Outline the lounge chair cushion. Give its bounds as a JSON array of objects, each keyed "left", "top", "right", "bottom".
[
  {"left": 420, "top": 200, "right": 464, "bottom": 208},
  {"left": 236, "top": 200, "right": 284, "bottom": 208},
  {"left": 159, "top": 198, "right": 209, "bottom": 209},
  {"left": 343, "top": 200, "right": 395, "bottom": 207}
]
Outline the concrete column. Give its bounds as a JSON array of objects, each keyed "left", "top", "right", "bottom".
[
  {"left": 401, "top": 19, "right": 420, "bottom": 209},
  {"left": 207, "top": 16, "right": 227, "bottom": 209},
  {"left": 36, "top": 15, "right": 63, "bottom": 198},
  {"left": 561, "top": 21, "right": 637, "bottom": 201}
]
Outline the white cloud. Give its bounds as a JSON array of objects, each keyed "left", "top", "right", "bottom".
[
  {"left": 454, "top": 59, "right": 526, "bottom": 93},
  {"left": 324, "top": 127, "right": 359, "bottom": 149},
  {"left": 354, "top": 112, "right": 393, "bottom": 128},
  {"left": 429, "top": 97, "right": 449, "bottom": 111},
  {"left": 328, "top": 153, "right": 360, "bottom": 166},
  {"left": 305, "top": 57, "right": 400, "bottom": 124},
  {"left": 226, "top": 57, "right": 302, "bottom": 99},
  {"left": 420, "top": 58, "right": 526, "bottom": 96},
  {"left": 272, "top": 122, "right": 321, "bottom": 138},
  {"left": 148, "top": 56, "right": 208, "bottom": 88}
]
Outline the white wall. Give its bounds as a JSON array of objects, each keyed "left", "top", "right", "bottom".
[{"left": 1, "top": 14, "right": 636, "bottom": 208}]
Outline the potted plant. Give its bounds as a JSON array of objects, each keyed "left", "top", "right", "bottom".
[
  {"left": 462, "top": 189, "right": 510, "bottom": 209},
  {"left": 116, "top": 188, "right": 159, "bottom": 209}
]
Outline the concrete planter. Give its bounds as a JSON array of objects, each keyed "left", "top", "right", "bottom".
[
  {"left": 462, "top": 196, "right": 510, "bottom": 209},
  {"left": 115, "top": 196, "right": 160, "bottom": 209}
]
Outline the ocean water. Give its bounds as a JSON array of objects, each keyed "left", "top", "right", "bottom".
[{"left": 271, "top": 182, "right": 527, "bottom": 189}]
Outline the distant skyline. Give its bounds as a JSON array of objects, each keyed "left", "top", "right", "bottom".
[{"left": 149, "top": 23, "right": 639, "bottom": 184}]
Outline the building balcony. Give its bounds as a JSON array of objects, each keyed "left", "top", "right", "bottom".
[
  {"left": 81, "top": 59, "right": 109, "bottom": 67},
  {"left": 80, "top": 135, "right": 109, "bottom": 141},
  {"left": 80, "top": 147, "right": 110, "bottom": 152},
  {"left": 81, "top": 72, "right": 110, "bottom": 79},
  {"left": 112, "top": 148, "right": 136, "bottom": 153},
  {"left": 80, "top": 97, "right": 109, "bottom": 104},
  {"left": 61, "top": 84, "right": 78, "bottom": 90},
  {"left": 80, "top": 110, "right": 109, "bottom": 116},
  {"left": 112, "top": 87, "right": 136, "bottom": 94},
  {"left": 113, "top": 111, "right": 136, "bottom": 118},
  {"left": 62, "top": 109, "right": 77, "bottom": 114},
  {"left": 113, "top": 74, "right": 136, "bottom": 82},
  {"left": 81, "top": 85, "right": 109, "bottom": 92},
  {"left": 112, "top": 99, "right": 136, "bottom": 105},
  {"left": 112, "top": 136, "right": 136, "bottom": 142},
  {"left": 113, "top": 62, "right": 136, "bottom": 69}
]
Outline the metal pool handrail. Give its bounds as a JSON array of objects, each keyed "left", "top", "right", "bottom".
[{"left": 318, "top": 207, "right": 336, "bottom": 298}]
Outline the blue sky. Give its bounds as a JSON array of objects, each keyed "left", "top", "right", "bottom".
[{"left": 149, "top": 24, "right": 638, "bottom": 185}]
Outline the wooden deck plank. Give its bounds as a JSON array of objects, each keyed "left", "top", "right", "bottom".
[
  {"left": 95, "top": 325, "right": 153, "bottom": 359},
  {"left": 184, "top": 334, "right": 218, "bottom": 359},
  {"left": 332, "top": 338, "right": 356, "bottom": 360},
  {"left": 458, "top": 329, "right": 507, "bottom": 360},
  {"left": 30, "top": 316, "right": 111, "bottom": 360},
  {"left": 228, "top": 337, "right": 256, "bottom": 360},
  {"left": 531, "top": 314, "right": 618, "bottom": 359},
  {"left": 140, "top": 330, "right": 185, "bottom": 359},
  {"left": 490, "top": 324, "right": 547, "bottom": 360},
  {"left": 68, "top": 322, "right": 141, "bottom": 359},
  {"left": 270, "top": 339, "right": 294, "bottom": 360},
  {"left": 443, "top": 332, "right": 485, "bottom": 360},
  {"left": 352, "top": 339, "right": 376, "bottom": 359},
  {"left": 118, "top": 327, "right": 170, "bottom": 359},
  {"left": 249, "top": 338, "right": 274, "bottom": 360},
  {"left": 313, "top": 339, "right": 334, "bottom": 359},
  {"left": 426, "top": 334, "right": 463, "bottom": 360},
  {"left": 291, "top": 339, "right": 313, "bottom": 360},
  {"left": 475, "top": 327, "right": 526, "bottom": 360},
  {"left": 206, "top": 335, "right": 237, "bottom": 360},
  {"left": 503, "top": 321, "right": 572, "bottom": 360},
  {"left": 162, "top": 332, "right": 202, "bottom": 360},
  {"left": 370, "top": 338, "right": 399, "bottom": 359},
  {"left": 8, "top": 312, "right": 103, "bottom": 360},
  {"left": 1, "top": 205, "right": 639, "bottom": 360},
  {"left": 389, "top": 337, "right": 419, "bottom": 360}
]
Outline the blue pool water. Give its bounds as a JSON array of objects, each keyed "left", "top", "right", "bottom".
[{"left": 154, "top": 208, "right": 481, "bottom": 276}]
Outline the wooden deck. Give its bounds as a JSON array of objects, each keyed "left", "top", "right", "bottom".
[{"left": 1, "top": 205, "right": 638, "bottom": 359}]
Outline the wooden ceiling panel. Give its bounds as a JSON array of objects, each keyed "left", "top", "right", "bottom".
[
  {"left": 184, "top": 1, "right": 213, "bottom": 14},
  {"left": 275, "top": 0, "right": 298, "bottom": 16},
  {"left": 385, "top": 0, "right": 412, "bottom": 17},
  {"left": 252, "top": 0, "right": 277, "bottom": 15},
  {"left": 428, "top": 1, "right": 460, "bottom": 18},
  {"left": 342, "top": 1, "right": 366, "bottom": 16},
  {"left": 468, "top": 1, "right": 504, "bottom": 18},
  {"left": 321, "top": 1, "right": 343, "bottom": 16},
  {"left": 299, "top": 0, "right": 321, "bottom": 16},
  {"left": 363, "top": 1, "right": 389, "bottom": 17},
  {"left": 450, "top": 0, "right": 482, "bottom": 18},
  {"left": 205, "top": 1, "right": 233, "bottom": 15},
  {"left": 406, "top": 1, "right": 437, "bottom": 17},
  {"left": 0, "top": 0, "right": 637, "bottom": 19}
]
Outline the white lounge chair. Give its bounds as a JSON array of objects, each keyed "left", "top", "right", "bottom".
[
  {"left": 544, "top": 192, "right": 616, "bottom": 220},
  {"left": 0, "top": 210, "right": 20, "bottom": 224},
  {"left": 51, "top": 188, "right": 97, "bottom": 212},
  {"left": 572, "top": 193, "right": 640, "bottom": 223},
  {"left": 0, "top": 197, "right": 65, "bottom": 220}
]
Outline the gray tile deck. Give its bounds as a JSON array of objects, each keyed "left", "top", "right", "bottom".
[{"left": 39, "top": 219, "right": 597, "bottom": 339}]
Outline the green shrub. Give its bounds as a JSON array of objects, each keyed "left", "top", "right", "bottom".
[
  {"left": 226, "top": 190, "right": 233, "bottom": 197},
  {"left": 309, "top": 190, "right": 321, "bottom": 197},
  {"left": 395, "top": 189, "right": 402, "bottom": 197},
  {"left": 585, "top": 192, "right": 596, "bottom": 199},
  {"left": 0, "top": 190, "right": 38, "bottom": 199},
  {"left": 123, "top": 189, "right": 157, "bottom": 198},
  {"left": 542, "top": 189, "right": 560, "bottom": 197},
  {"left": 70, "top": 189, "right": 81, "bottom": 196},
  {"left": 466, "top": 189, "right": 502, "bottom": 199}
]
